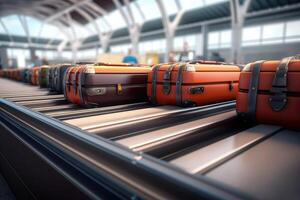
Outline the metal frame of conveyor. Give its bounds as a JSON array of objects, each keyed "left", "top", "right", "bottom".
[{"left": 0, "top": 98, "right": 252, "bottom": 200}]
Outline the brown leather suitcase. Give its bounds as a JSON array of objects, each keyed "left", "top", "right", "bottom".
[
  {"left": 147, "top": 61, "right": 240, "bottom": 106},
  {"left": 12, "top": 69, "right": 21, "bottom": 81},
  {"left": 236, "top": 57, "right": 300, "bottom": 129},
  {"left": 64, "top": 63, "right": 151, "bottom": 106}
]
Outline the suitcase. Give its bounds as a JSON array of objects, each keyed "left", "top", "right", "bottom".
[
  {"left": 48, "top": 66, "right": 55, "bottom": 91},
  {"left": 14, "top": 69, "right": 21, "bottom": 81},
  {"left": 11, "top": 69, "right": 16, "bottom": 80},
  {"left": 236, "top": 57, "right": 300, "bottom": 129},
  {"left": 49, "top": 64, "right": 72, "bottom": 93},
  {"left": 30, "top": 67, "right": 40, "bottom": 85},
  {"left": 147, "top": 61, "right": 241, "bottom": 106},
  {"left": 64, "top": 65, "right": 82, "bottom": 103},
  {"left": 63, "top": 62, "right": 97, "bottom": 103},
  {"left": 20, "top": 69, "right": 29, "bottom": 83},
  {"left": 39, "top": 65, "right": 50, "bottom": 87},
  {"left": 64, "top": 63, "right": 151, "bottom": 106}
]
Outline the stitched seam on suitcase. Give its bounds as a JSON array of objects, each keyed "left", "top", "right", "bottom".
[
  {"left": 150, "top": 81, "right": 239, "bottom": 85},
  {"left": 239, "top": 90, "right": 300, "bottom": 97}
]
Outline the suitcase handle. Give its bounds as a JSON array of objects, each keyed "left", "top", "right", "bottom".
[
  {"left": 76, "top": 62, "right": 95, "bottom": 65},
  {"left": 94, "top": 62, "right": 146, "bottom": 67},
  {"left": 162, "top": 64, "right": 177, "bottom": 95},
  {"left": 188, "top": 60, "right": 225, "bottom": 65},
  {"left": 189, "top": 86, "right": 205, "bottom": 94}
]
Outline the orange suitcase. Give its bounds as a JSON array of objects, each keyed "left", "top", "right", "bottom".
[
  {"left": 64, "top": 65, "right": 82, "bottom": 104},
  {"left": 237, "top": 57, "right": 300, "bottom": 129},
  {"left": 30, "top": 66, "right": 40, "bottom": 85},
  {"left": 147, "top": 61, "right": 240, "bottom": 106}
]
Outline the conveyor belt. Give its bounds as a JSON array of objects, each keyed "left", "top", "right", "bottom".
[
  {"left": 6, "top": 94, "right": 64, "bottom": 102},
  {"left": 32, "top": 104, "right": 81, "bottom": 112},
  {"left": 205, "top": 129, "right": 300, "bottom": 200},
  {"left": 16, "top": 98, "right": 69, "bottom": 107},
  {"left": 66, "top": 101, "right": 235, "bottom": 136},
  {"left": 170, "top": 124, "right": 282, "bottom": 174},
  {"left": 0, "top": 97, "right": 247, "bottom": 200},
  {"left": 47, "top": 102, "right": 150, "bottom": 120},
  {"left": 117, "top": 111, "right": 236, "bottom": 151}
]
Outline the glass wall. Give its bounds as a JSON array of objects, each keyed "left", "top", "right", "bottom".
[
  {"left": 0, "top": 15, "right": 66, "bottom": 40},
  {"left": 77, "top": 49, "right": 98, "bottom": 60},
  {"left": 110, "top": 44, "right": 132, "bottom": 54},
  {"left": 208, "top": 30, "right": 231, "bottom": 49},
  {"left": 208, "top": 19, "right": 300, "bottom": 49}
]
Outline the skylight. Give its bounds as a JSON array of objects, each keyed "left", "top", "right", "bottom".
[
  {"left": 1, "top": 15, "right": 26, "bottom": 36},
  {"left": 107, "top": 10, "right": 126, "bottom": 30}
]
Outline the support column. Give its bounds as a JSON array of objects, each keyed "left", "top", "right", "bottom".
[
  {"left": 156, "top": 0, "right": 185, "bottom": 62},
  {"left": 101, "top": 32, "right": 112, "bottom": 53},
  {"left": 113, "top": 0, "right": 142, "bottom": 55},
  {"left": 202, "top": 24, "right": 208, "bottom": 60},
  {"left": 129, "top": 25, "right": 141, "bottom": 55},
  {"left": 57, "top": 39, "right": 68, "bottom": 58},
  {"left": 230, "top": 0, "right": 252, "bottom": 64},
  {"left": 29, "top": 47, "right": 36, "bottom": 62},
  {"left": 0, "top": 48, "right": 9, "bottom": 69},
  {"left": 66, "top": 13, "right": 80, "bottom": 64}
]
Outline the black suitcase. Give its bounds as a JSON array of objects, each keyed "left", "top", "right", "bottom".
[
  {"left": 49, "top": 64, "right": 72, "bottom": 93},
  {"left": 48, "top": 66, "right": 55, "bottom": 91}
]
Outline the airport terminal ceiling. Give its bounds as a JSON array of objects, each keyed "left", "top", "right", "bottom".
[
  {"left": 0, "top": 1, "right": 300, "bottom": 200},
  {"left": 0, "top": 0, "right": 298, "bottom": 40}
]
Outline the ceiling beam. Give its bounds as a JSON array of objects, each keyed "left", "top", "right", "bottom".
[
  {"left": 18, "top": 15, "right": 32, "bottom": 45},
  {"left": 44, "top": 0, "right": 92, "bottom": 23},
  {"left": 133, "top": 1, "right": 146, "bottom": 21},
  {"left": 84, "top": 2, "right": 112, "bottom": 30}
]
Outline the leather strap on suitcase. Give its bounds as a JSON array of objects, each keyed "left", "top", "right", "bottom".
[
  {"left": 176, "top": 63, "right": 186, "bottom": 106},
  {"left": 150, "top": 63, "right": 169, "bottom": 105},
  {"left": 245, "top": 57, "right": 293, "bottom": 120},
  {"left": 269, "top": 57, "right": 293, "bottom": 111},
  {"left": 246, "top": 60, "right": 265, "bottom": 120},
  {"left": 163, "top": 64, "right": 176, "bottom": 95}
]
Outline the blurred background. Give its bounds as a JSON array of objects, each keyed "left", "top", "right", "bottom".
[{"left": 0, "top": 0, "right": 299, "bottom": 68}]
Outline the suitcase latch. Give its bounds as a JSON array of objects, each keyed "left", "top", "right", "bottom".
[
  {"left": 163, "top": 64, "right": 175, "bottom": 95},
  {"left": 86, "top": 88, "right": 106, "bottom": 96},
  {"left": 229, "top": 81, "right": 234, "bottom": 91},
  {"left": 163, "top": 71, "right": 171, "bottom": 80},
  {"left": 189, "top": 86, "right": 204, "bottom": 94},
  {"left": 269, "top": 87, "right": 287, "bottom": 112},
  {"left": 117, "top": 83, "right": 123, "bottom": 95},
  {"left": 269, "top": 57, "right": 291, "bottom": 111}
]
